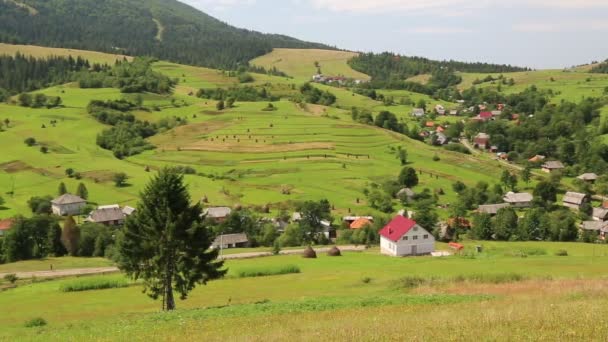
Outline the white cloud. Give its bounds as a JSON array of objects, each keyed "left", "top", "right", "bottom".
[
  {"left": 402, "top": 27, "right": 472, "bottom": 34},
  {"left": 514, "top": 20, "right": 608, "bottom": 32}
]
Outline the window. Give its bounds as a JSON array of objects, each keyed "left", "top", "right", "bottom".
[
  {"left": 413, "top": 236, "right": 418, "bottom": 240},
  {"left": 403, "top": 236, "right": 408, "bottom": 241},
  {"left": 424, "top": 234, "right": 429, "bottom": 239}
]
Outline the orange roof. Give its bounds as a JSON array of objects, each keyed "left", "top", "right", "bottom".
[
  {"left": 350, "top": 217, "right": 372, "bottom": 229},
  {"left": 425, "top": 121, "right": 435, "bottom": 127},
  {"left": 436, "top": 126, "right": 445, "bottom": 133},
  {"left": 0, "top": 219, "right": 14, "bottom": 231}
]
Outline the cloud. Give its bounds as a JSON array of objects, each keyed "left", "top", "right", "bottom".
[
  {"left": 513, "top": 20, "right": 608, "bottom": 32},
  {"left": 402, "top": 27, "right": 472, "bottom": 34}
]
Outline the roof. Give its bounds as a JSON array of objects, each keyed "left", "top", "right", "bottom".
[
  {"left": 582, "top": 221, "right": 605, "bottom": 231},
  {"left": 0, "top": 218, "right": 14, "bottom": 231},
  {"left": 593, "top": 208, "right": 608, "bottom": 219},
  {"left": 412, "top": 108, "right": 425, "bottom": 115},
  {"left": 563, "top": 192, "right": 587, "bottom": 205},
  {"left": 425, "top": 121, "right": 435, "bottom": 127},
  {"left": 212, "top": 233, "right": 248, "bottom": 247},
  {"left": 528, "top": 155, "right": 545, "bottom": 162},
  {"left": 479, "top": 112, "right": 493, "bottom": 119},
  {"left": 350, "top": 217, "right": 372, "bottom": 229},
  {"left": 203, "top": 207, "right": 232, "bottom": 219},
  {"left": 98, "top": 204, "right": 120, "bottom": 210},
  {"left": 342, "top": 216, "right": 374, "bottom": 222},
  {"left": 397, "top": 188, "right": 415, "bottom": 198},
  {"left": 491, "top": 110, "right": 502, "bottom": 116},
  {"left": 475, "top": 133, "right": 490, "bottom": 140},
  {"left": 542, "top": 161, "right": 565, "bottom": 169},
  {"left": 292, "top": 212, "right": 302, "bottom": 221},
  {"left": 477, "top": 203, "right": 510, "bottom": 215},
  {"left": 577, "top": 173, "right": 598, "bottom": 181},
  {"left": 122, "top": 206, "right": 136, "bottom": 216},
  {"left": 51, "top": 194, "right": 86, "bottom": 205},
  {"left": 86, "top": 207, "right": 125, "bottom": 223},
  {"left": 503, "top": 192, "right": 533, "bottom": 204},
  {"left": 379, "top": 216, "right": 418, "bottom": 242}
]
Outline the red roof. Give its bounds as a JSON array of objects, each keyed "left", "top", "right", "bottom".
[
  {"left": 350, "top": 218, "right": 372, "bottom": 229},
  {"left": 479, "top": 112, "right": 492, "bottom": 119},
  {"left": 379, "top": 216, "right": 417, "bottom": 242},
  {"left": 449, "top": 242, "right": 464, "bottom": 250},
  {"left": 0, "top": 219, "right": 14, "bottom": 231}
]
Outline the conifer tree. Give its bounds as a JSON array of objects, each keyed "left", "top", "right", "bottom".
[
  {"left": 58, "top": 182, "right": 68, "bottom": 196},
  {"left": 61, "top": 216, "right": 80, "bottom": 256},
  {"left": 76, "top": 183, "right": 88, "bottom": 200}
]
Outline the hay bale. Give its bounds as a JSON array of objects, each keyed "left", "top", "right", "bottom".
[
  {"left": 327, "top": 246, "right": 341, "bottom": 257},
  {"left": 302, "top": 246, "right": 317, "bottom": 259}
]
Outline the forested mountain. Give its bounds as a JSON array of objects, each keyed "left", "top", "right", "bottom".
[{"left": 0, "top": 0, "right": 332, "bottom": 69}]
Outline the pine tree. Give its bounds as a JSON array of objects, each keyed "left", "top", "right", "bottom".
[
  {"left": 118, "top": 168, "right": 226, "bottom": 311},
  {"left": 76, "top": 183, "right": 89, "bottom": 200},
  {"left": 58, "top": 182, "right": 68, "bottom": 196},
  {"left": 61, "top": 216, "right": 80, "bottom": 256}
]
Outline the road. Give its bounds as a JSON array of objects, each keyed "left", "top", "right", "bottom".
[{"left": 0, "top": 245, "right": 367, "bottom": 279}]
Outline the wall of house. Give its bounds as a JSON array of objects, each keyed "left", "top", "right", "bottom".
[
  {"left": 52, "top": 202, "right": 85, "bottom": 216},
  {"left": 381, "top": 225, "right": 435, "bottom": 256}
]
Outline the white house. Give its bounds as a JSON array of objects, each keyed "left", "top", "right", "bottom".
[
  {"left": 51, "top": 194, "right": 86, "bottom": 216},
  {"left": 379, "top": 216, "right": 435, "bottom": 257},
  {"left": 411, "top": 108, "right": 425, "bottom": 118}
]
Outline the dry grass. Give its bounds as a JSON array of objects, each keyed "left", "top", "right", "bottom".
[
  {"left": 406, "top": 74, "right": 431, "bottom": 84},
  {"left": 0, "top": 43, "right": 132, "bottom": 65}
]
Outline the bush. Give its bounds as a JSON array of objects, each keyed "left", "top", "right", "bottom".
[
  {"left": 555, "top": 249, "right": 568, "bottom": 256},
  {"left": 236, "top": 265, "right": 300, "bottom": 278},
  {"left": 24, "top": 317, "right": 47, "bottom": 328},
  {"left": 59, "top": 276, "right": 129, "bottom": 292},
  {"left": 3, "top": 273, "right": 18, "bottom": 284},
  {"left": 361, "top": 277, "right": 372, "bottom": 284}
]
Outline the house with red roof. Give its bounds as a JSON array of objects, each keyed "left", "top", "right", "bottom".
[
  {"left": 379, "top": 216, "right": 435, "bottom": 257},
  {"left": 0, "top": 218, "right": 14, "bottom": 236}
]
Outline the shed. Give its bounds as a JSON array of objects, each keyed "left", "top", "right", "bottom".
[
  {"left": 477, "top": 203, "right": 510, "bottom": 216},
  {"left": 577, "top": 173, "right": 598, "bottom": 183},
  {"left": 212, "top": 233, "right": 249, "bottom": 249},
  {"left": 541, "top": 161, "right": 565, "bottom": 173},
  {"left": 562, "top": 192, "right": 588, "bottom": 211},
  {"left": 203, "top": 207, "right": 232, "bottom": 222},
  {"left": 85, "top": 207, "right": 125, "bottom": 226},
  {"left": 592, "top": 207, "right": 608, "bottom": 221},
  {"left": 503, "top": 192, "right": 533, "bottom": 208}
]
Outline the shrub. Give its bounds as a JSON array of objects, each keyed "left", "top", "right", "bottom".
[
  {"left": 59, "top": 276, "right": 129, "bottom": 292},
  {"left": 24, "top": 317, "right": 47, "bottom": 328},
  {"left": 3, "top": 273, "right": 18, "bottom": 284},
  {"left": 361, "top": 277, "right": 372, "bottom": 284},
  {"left": 236, "top": 265, "right": 301, "bottom": 278},
  {"left": 555, "top": 249, "right": 568, "bottom": 256}
]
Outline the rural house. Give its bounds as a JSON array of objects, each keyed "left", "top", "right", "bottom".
[
  {"left": 85, "top": 206, "right": 126, "bottom": 226},
  {"left": 0, "top": 218, "right": 14, "bottom": 236},
  {"left": 449, "top": 109, "right": 459, "bottom": 116},
  {"left": 592, "top": 207, "right": 608, "bottom": 221},
  {"left": 203, "top": 207, "right": 232, "bottom": 222},
  {"left": 396, "top": 188, "right": 415, "bottom": 201},
  {"left": 122, "top": 206, "right": 136, "bottom": 216},
  {"left": 477, "top": 203, "right": 510, "bottom": 216},
  {"left": 562, "top": 192, "right": 588, "bottom": 211},
  {"left": 342, "top": 216, "right": 374, "bottom": 225},
  {"left": 474, "top": 133, "right": 491, "bottom": 150},
  {"left": 491, "top": 110, "right": 502, "bottom": 117},
  {"left": 433, "top": 132, "right": 449, "bottom": 145},
  {"left": 541, "top": 161, "right": 565, "bottom": 173},
  {"left": 379, "top": 216, "right": 435, "bottom": 257},
  {"left": 212, "top": 233, "right": 249, "bottom": 249},
  {"left": 528, "top": 155, "right": 546, "bottom": 163},
  {"left": 350, "top": 217, "right": 372, "bottom": 229},
  {"left": 411, "top": 108, "right": 425, "bottom": 118},
  {"left": 503, "top": 192, "right": 534, "bottom": 208},
  {"left": 581, "top": 221, "right": 608, "bottom": 240},
  {"left": 475, "top": 112, "right": 493, "bottom": 122},
  {"left": 577, "top": 173, "right": 598, "bottom": 183},
  {"left": 51, "top": 194, "right": 86, "bottom": 216}
]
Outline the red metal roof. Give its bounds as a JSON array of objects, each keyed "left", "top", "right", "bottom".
[
  {"left": 379, "top": 216, "right": 417, "bottom": 242},
  {"left": 479, "top": 112, "right": 492, "bottom": 119},
  {"left": 0, "top": 219, "right": 14, "bottom": 231}
]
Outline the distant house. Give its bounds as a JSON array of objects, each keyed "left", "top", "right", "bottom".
[
  {"left": 397, "top": 188, "right": 415, "bottom": 201},
  {"left": 491, "top": 110, "right": 502, "bottom": 117},
  {"left": 122, "top": 206, "right": 136, "bottom": 216},
  {"left": 581, "top": 221, "right": 608, "bottom": 240},
  {"left": 476, "top": 112, "right": 493, "bottom": 121},
  {"left": 0, "top": 218, "right": 14, "bottom": 236},
  {"left": 51, "top": 194, "right": 86, "bottom": 216},
  {"left": 503, "top": 192, "right": 533, "bottom": 208},
  {"left": 435, "top": 104, "right": 446, "bottom": 115},
  {"left": 350, "top": 217, "right": 372, "bottom": 229},
  {"left": 577, "top": 173, "right": 598, "bottom": 183},
  {"left": 474, "top": 133, "right": 491, "bottom": 149},
  {"left": 562, "top": 192, "right": 588, "bottom": 211},
  {"left": 528, "top": 155, "right": 546, "bottom": 163},
  {"left": 593, "top": 208, "right": 608, "bottom": 221},
  {"left": 477, "top": 203, "right": 510, "bottom": 216},
  {"left": 203, "top": 207, "right": 232, "bottom": 222},
  {"left": 292, "top": 212, "right": 302, "bottom": 222},
  {"left": 212, "top": 233, "right": 249, "bottom": 249},
  {"left": 449, "top": 109, "right": 459, "bottom": 116},
  {"left": 541, "top": 161, "right": 565, "bottom": 173},
  {"left": 425, "top": 121, "right": 435, "bottom": 128},
  {"left": 342, "top": 216, "right": 374, "bottom": 225},
  {"left": 411, "top": 108, "right": 425, "bottom": 118},
  {"left": 86, "top": 207, "right": 125, "bottom": 226},
  {"left": 379, "top": 216, "right": 435, "bottom": 257},
  {"left": 433, "top": 132, "right": 449, "bottom": 145}
]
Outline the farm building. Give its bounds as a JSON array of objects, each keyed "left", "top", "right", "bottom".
[
  {"left": 396, "top": 188, "right": 415, "bottom": 201},
  {"left": 503, "top": 192, "right": 533, "bottom": 208},
  {"left": 411, "top": 108, "right": 425, "bottom": 118},
  {"left": 528, "top": 155, "right": 546, "bottom": 163},
  {"left": 350, "top": 217, "right": 372, "bottom": 229},
  {"left": 473, "top": 133, "right": 490, "bottom": 149},
  {"left": 212, "top": 233, "right": 249, "bottom": 249},
  {"left": 203, "top": 207, "right": 232, "bottom": 222},
  {"left": 449, "top": 109, "right": 459, "bottom": 116},
  {"left": 122, "top": 206, "right": 136, "bottom": 216},
  {"left": 592, "top": 208, "right": 608, "bottom": 221},
  {"left": 379, "top": 216, "right": 435, "bottom": 257},
  {"left": 342, "top": 216, "right": 374, "bottom": 225},
  {"left": 491, "top": 110, "right": 502, "bottom": 117},
  {"left": 541, "top": 161, "right": 565, "bottom": 173},
  {"left": 477, "top": 203, "right": 510, "bottom": 216},
  {"left": 581, "top": 221, "right": 608, "bottom": 240},
  {"left": 0, "top": 218, "right": 14, "bottom": 236},
  {"left": 563, "top": 192, "right": 588, "bottom": 211},
  {"left": 85, "top": 207, "right": 125, "bottom": 226},
  {"left": 577, "top": 173, "right": 598, "bottom": 183},
  {"left": 51, "top": 194, "right": 86, "bottom": 216},
  {"left": 475, "top": 112, "right": 493, "bottom": 122},
  {"left": 433, "top": 132, "right": 449, "bottom": 145}
]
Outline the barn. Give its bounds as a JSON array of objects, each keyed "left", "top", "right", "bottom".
[{"left": 379, "top": 216, "right": 435, "bottom": 257}]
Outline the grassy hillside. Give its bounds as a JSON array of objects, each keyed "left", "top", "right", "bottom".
[
  {"left": 250, "top": 48, "right": 370, "bottom": 81},
  {"left": 0, "top": 43, "right": 132, "bottom": 65},
  {"left": 1, "top": 242, "right": 608, "bottom": 339}
]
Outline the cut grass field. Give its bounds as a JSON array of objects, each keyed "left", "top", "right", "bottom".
[
  {"left": 250, "top": 48, "right": 370, "bottom": 81},
  {"left": 0, "top": 43, "right": 132, "bottom": 65},
  {"left": 2, "top": 241, "right": 608, "bottom": 340}
]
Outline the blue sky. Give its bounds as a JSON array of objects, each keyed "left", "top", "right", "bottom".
[{"left": 180, "top": 0, "right": 608, "bottom": 69}]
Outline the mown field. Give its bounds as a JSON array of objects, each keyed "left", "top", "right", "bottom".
[
  {"left": 0, "top": 43, "right": 132, "bottom": 65},
  {"left": 1, "top": 241, "right": 608, "bottom": 340}
]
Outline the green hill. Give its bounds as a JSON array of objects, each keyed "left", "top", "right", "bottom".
[{"left": 0, "top": 0, "right": 332, "bottom": 69}]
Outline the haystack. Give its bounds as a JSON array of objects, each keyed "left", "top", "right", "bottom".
[
  {"left": 327, "top": 246, "right": 341, "bottom": 257},
  {"left": 302, "top": 246, "right": 317, "bottom": 259}
]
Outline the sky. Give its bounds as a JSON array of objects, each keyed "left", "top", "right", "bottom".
[{"left": 180, "top": 0, "right": 608, "bottom": 69}]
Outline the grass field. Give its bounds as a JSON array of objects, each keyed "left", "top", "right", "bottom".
[
  {"left": 0, "top": 43, "right": 132, "bottom": 65},
  {"left": 250, "top": 48, "right": 370, "bottom": 81},
  {"left": 2, "top": 241, "right": 608, "bottom": 340}
]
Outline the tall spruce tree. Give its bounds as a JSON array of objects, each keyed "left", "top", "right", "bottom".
[
  {"left": 61, "top": 216, "right": 80, "bottom": 256},
  {"left": 76, "top": 183, "right": 89, "bottom": 200},
  {"left": 118, "top": 168, "right": 225, "bottom": 311},
  {"left": 58, "top": 182, "right": 68, "bottom": 196}
]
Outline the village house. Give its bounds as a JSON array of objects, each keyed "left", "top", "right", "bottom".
[
  {"left": 51, "top": 194, "right": 86, "bottom": 216},
  {"left": 342, "top": 216, "right": 374, "bottom": 225},
  {"left": 541, "top": 161, "right": 565, "bottom": 173},
  {"left": 203, "top": 207, "right": 232, "bottom": 222},
  {"left": 474, "top": 133, "right": 491, "bottom": 150},
  {"left": 0, "top": 218, "right": 14, "bottom": 236},
  {"left": 503, "top": 192, "right": 534, "bottom": 208},
  {"left": 449, "top": 109, "right": 459, "bottom": 116},
  {"left": 491, "top": 110, "right": 502, "bottom": 117},
  {"left": 379, "top": 216, "right": 435, "bottom": 257},
  {"left": 475, "top": 111, "right": 493, "bottom": 122},
  {"left": 85, "top": 206, "right": 126, "bottom": 226},
  {"left": 581, "top": 221, "right": 608, "bottom": 240},
  {"left": 592, "top": 207, "right": 608, "bottom": 221},
  {"left": 528, "top": 155, "right": 546, "bottom": 163},
  {"left": 350, "top": 217, "right": 372, "bottom": 229},
  {"left": 122, "top": 206, "right": 136, "bottom": 216},
  {"left": 212, "top": 233, "right": 249, "bottom": 249},
  {"left": 477, "top": 203, "right": 510, "bottom": 216},
  {"left": 435, "top": 104, "right": 446, "bottom": 115},
  {"left": 397, "top": 188, "right": 415, "bottom": 202},
  {"left": 577, "top": 173, "right": 598, "bottom": 183},
  {"left": 562, "top": 192, "right": 588, "bottom": 211},
  {"left": 433, "top": 132, "right": 449, "bottom": 145},
  {"left": 411, "top": 108, "right": 425, "bottom": 118}
]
